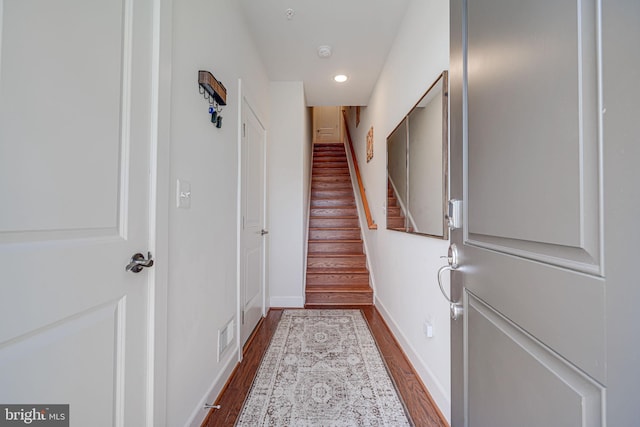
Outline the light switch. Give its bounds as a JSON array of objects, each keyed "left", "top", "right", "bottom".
[
  {"left": 177, "top": 179, "right": 191, "bottom": 209},
  {"left": 423, "top": 320, "right": 433, "bottom": 338}
]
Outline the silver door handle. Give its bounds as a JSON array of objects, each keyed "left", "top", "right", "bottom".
[
  {"left": 437, "top": 244, "right": 464, "bottom": 319},
  {"left": 126, "top": 252, "right": 154, "bottom": 273},
  {"left": 260, "top": 229, "right": 269, "bottom": 235},
  {"left": 437, "top": 265, "right": 456, "bottom": 304}
]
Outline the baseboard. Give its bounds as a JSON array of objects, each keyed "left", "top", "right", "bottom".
[
  {"left": 269, "top": 296, "right": 304, "bottom": 308},
  {"left": 184, "top": 349, "right": 238, "bottom": 427},
  {"left": 375, "top": 297, "right": 451, "bottom": 423}
]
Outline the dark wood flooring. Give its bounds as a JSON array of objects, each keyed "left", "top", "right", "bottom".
[{"left": 202, "top": 306, "right": 449, "bottom": 427}]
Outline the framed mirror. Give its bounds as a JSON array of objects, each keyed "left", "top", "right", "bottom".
[{"left": 386, "top": 71, "right": 448, "bottom": 239}]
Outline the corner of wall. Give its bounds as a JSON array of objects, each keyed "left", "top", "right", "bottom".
[
  {"left": 375, "top": 297, "right": 451, "bottom": 422},
  {"left": 183, "top": 351, "right": 238, "bottom": 427},
  {"left": 267, "top": 82, "right": 309, "bottom": 307}
]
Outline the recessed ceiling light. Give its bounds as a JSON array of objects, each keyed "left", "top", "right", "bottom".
[{"left": 334, "top": 74, "right": 348, "bottom": 83}]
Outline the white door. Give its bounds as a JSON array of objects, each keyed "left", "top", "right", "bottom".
[
  {"left": 0, "top": 1, "right": 155, "bottom": 425},
  {"left": 449, "top": 0, "right": 607, "bottom": 425},
  {"left": 240, "top": 98, "right": 267, "bottom": 344},
  {"left": 313, "top": 106, "right": 342, "bottom": 142}
]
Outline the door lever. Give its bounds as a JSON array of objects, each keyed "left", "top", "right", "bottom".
[
  {"left": 437, "top": 244, "right": 464, "bottom": 319},
  {"left": 126, "top": 252, "right": 154, "bottom": 273}
]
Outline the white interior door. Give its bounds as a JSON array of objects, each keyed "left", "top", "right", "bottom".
[
  {"left": 450, "top": 0, "right": 606, "bottom": 425},
  {"left": 240, "top": 98, "right": 267, "bottom": 345},
  {"left": 0, "top": 0, "right": 155, "bottom": 425},
  {"left": 313, "top": 106, "right": 342, "bottom": 142}
]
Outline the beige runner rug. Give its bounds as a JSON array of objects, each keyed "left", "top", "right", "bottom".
[{"left": 236, "top": 309, "right": 412, "bottom": 426}]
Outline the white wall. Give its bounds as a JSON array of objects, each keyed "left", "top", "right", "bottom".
[
  {"left": 167, "top": 1, "right": 269, "bottom": 425},
  {"left": 267, "top": 82, "right": 312, "bottom": 307},
  {"left": 347, "top": 0, "right": 451, "bottom": 420}
]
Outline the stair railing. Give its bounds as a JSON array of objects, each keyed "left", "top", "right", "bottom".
[{"left": 342, "top": 110, "right": 377, "bottom": 230}]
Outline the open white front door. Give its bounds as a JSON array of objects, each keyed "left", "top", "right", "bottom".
[
  {"left": 240, "top": 97, "right": 267, "bottom": 345},
  {"left": 0, "top": 0, "right": 156, "bottom": 425}
]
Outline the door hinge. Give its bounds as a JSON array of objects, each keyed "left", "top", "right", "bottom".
[
  {"left": 242, "top": 123, "right": 246, "bottom": 138},
  {"left": 241, "top": 310, "right": 245, "bottom": 324}
]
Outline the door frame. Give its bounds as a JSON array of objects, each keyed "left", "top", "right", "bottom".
[
  {"left": 449, "top": 0, "right": 465, "bottom": 425},
  {"left": 236, "top": 79, "right": 268, "bottom": 361},
  {"left": 148, "top": 0, "right": 172, "bottom": 424}
]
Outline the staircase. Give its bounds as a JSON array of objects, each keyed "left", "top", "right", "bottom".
[
  {"left": 305, "top": 142, "right": 373, "bottom": 306},
  {"left": 386, "top": 179, "right": 410, "bottom": 231}
]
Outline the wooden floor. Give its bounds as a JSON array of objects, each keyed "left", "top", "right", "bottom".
[{"left": 202, "top": 306, "right": 448, "bottom": 427}]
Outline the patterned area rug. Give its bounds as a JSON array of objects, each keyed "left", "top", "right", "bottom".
[{"left": 236, "top": 309, "right": 412, "bottom": 426}]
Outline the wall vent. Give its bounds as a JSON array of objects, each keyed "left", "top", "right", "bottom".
[{"left": 217, "top": 317, "right": 235, "bottom": 361}]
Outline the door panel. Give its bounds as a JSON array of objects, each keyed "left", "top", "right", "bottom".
[
  {"left": 466, "top": 0, "right": 601, "bottom": 264},
  {"left": 465, "top": 249, "right": 605, "bottom": 380},
  {"left": 467, "top": 295, "right": 604, "bottom": 427},
  {"left": 313, "top": 106, "right": 341, "bottom": 142},
  {"left": 0, "top": 0, "right": 154, "bottom": 425},
  {"left": 0, "top": 0, "right": 126, "bottom": 236},
  {"left": 240, "top": 99, "right": 266, "bottom": 344},
  {"left": 0, "top": 302, "right": 124, "bottom": 424},
  {"left": 243, "top": 245, "right": 263, "bottom": 330},
  {"left": 450, "top": 0, "right": 606, "bottom": 425},
  {"left": 463, "top": 0, "right": 604, "bottom": 381}
]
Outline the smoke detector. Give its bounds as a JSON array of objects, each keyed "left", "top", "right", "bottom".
[
  {"left": 285, "top": 8, "right": 295, "bottom": 20},
  {"left": 317, "top": 45, "right": 332, "bottom": 58}
]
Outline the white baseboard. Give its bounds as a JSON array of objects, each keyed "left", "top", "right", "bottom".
[
  {"left": 270, "top": 296, "right": 304, "bottom": 308},
  {"left": 375, "top": 297, "right": 451, "bottom": 423},
  {"left": 184, "top": 349, "right": 238, "bottom": 427}
]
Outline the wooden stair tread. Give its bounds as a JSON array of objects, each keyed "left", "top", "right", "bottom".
[
  {"left": 307, "top": 254, "right": 365, "bottom": 259},
  {"left": 309, "top": 227, "right": 360, "bottom": 230},
  {"left": 310, "top": 215, "right": 358, "bottom": 219},
  {"left": 308, "top": 239, "right": 362, "bottom": 243},
  {"left": 312, "top": 197, "right": 355, "bottom": 201},
  {"left": 307, "top": 274, "right": 368, "bottom": 279},
  {"left": 306, "top": 270, "right": 369, "bottom": 275},
  {"left": 305, "top": 285, "right": 372, "bottom": 292}
]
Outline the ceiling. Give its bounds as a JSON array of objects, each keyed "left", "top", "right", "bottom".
[{"left": 238, "top": 0, "right": 411, "bottom": 106}]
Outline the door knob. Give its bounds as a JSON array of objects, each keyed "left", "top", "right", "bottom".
[
  {"left": 126, "top": 252, "right": 154, "bottom": 273},
  {"left": 260, "top": 229, "right": 269, "bottom": 236}
]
